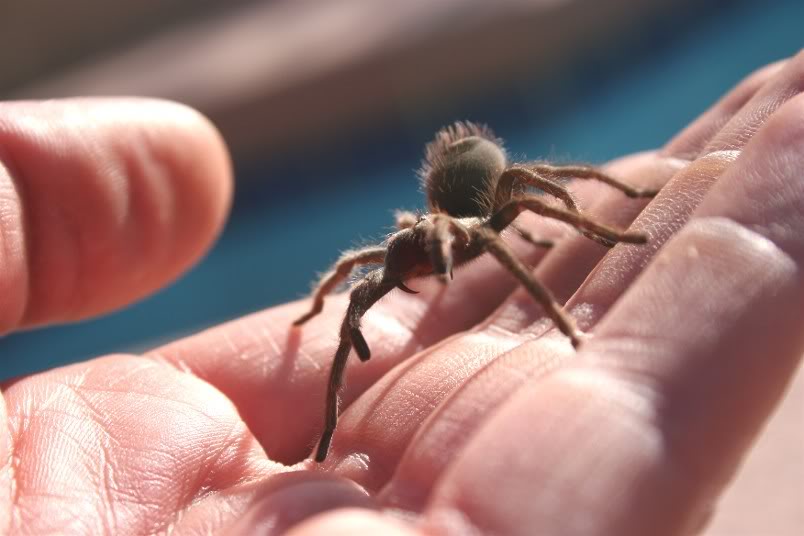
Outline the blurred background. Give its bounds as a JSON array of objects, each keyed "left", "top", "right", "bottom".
[
  {"left": 1, "top": 0, "right": 801, "bottom": 377},
  {"left": 1, "top": 0, "right": 803, "bottom": 532},
  {"left": 0, "top": 0, "right": 799, "bottom": 371}
]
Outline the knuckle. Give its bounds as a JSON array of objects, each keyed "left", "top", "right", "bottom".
[
  {"left": 781, "top": 48, "right": 804, "bottom": 91},
  {"left": 759, "top": 92, "right": 804, "bottom": 148}
]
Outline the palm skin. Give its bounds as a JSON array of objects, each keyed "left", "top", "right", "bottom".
[{"left": 2, "top": 52, "right": 804, "bottom": 535}]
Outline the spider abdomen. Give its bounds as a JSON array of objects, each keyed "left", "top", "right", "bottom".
[
  {"left": 384, "top": 228, "right": 434, "bottom": 278},
  {"left": 420, "top": 122, "right": 507, "bottom": 218}
]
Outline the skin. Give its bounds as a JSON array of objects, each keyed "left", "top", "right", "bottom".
[{"left": 0, "top": 52, "right": 802, "bottom": 534}]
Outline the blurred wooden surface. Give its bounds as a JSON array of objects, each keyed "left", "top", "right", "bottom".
[
  {"left": 7, "top": 0, "right": 691, "bottom": 160},
  {"left": 1, "top": 1, "right": 258, "bottom": 93}
]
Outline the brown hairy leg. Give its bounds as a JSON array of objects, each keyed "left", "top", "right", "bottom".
[
  {"left": 489, "top": 195, "right": 648, "bottom": 247},
  {"left": 493, "top": 167, "right": 617, "bottom": 248},
  {"left": 493, "top": 167, "right": 580, "bottom": 210},
  {"left": 475, "top": 227, "right": 581, "bottom": 347},
  {"left": 316, "top": 269, "right": 396, "bottom": 462},
  {"left": 293, "top": 247, "right": 386, "bottom": 325},
  {"left": 510, "top": 223, "right": 554, "bottom": 249},
  {"left": 526, "top": 162, "right": 660, "bottom": 198},
  {"left": 426, "top": 215, "right": 470, "bottom": 282}
]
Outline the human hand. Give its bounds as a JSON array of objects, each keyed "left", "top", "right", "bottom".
[{"left": 2, "top": 51, "right": 804, "bottom": 535}]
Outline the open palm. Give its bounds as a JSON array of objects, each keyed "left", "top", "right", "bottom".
[{"left": 2, "top": 53, "right": 804, "bottom": 535}]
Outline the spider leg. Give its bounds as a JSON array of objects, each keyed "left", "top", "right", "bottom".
[
  {"left": 511, "top": 223, "right": 554, "bottom": 249},
  {"left": 489, "top": 195, "right": 647, "bottom": 247},
  {"left": 526, "top": 162, "right": 660, "bottom": 198},
  {"left": 494, "top": 167, "right": 579, "bottom": 211},
  {"left": 426, "top": 215, "right": 470, "bottom": 282},
  {"left": 395, "top": 210, "right": 419, "bottom": 230},
  {"left": 316, "top": 269, "right": 396, "bottom": 462},
  {"left": 493, "top": 167, "right": 616, "bottom": 248},
  {"left": 293, "top": 246, "right": 386, "bottom": 325},
  {"left": 475, "top": 227, "right": 581, "bottom": 348}
]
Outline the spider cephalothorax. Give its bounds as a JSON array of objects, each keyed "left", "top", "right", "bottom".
[{"left": 293, "top": 121, "right": 658, "bottom": 462}]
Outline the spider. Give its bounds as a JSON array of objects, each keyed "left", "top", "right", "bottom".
[{"left": 293, "top": 121, "right": 658, "bottom": 462}]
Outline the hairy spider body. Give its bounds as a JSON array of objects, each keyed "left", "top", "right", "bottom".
[
  {"left": 424, "top": 126, "right": 506, "bottom": 217},
  {"left": 294, "top": 121, "right": 658, "bottom": 462}
]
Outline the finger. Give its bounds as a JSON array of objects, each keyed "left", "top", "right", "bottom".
[
  {"left": 421, "top": 92, "right": 804, "bottom": 536},
  {"left": 228, "top": 474, "right": 378, "bottom": 536},
  {"left": 703, "top": 49, "right": 804, "bottom": 154},
  {"left": 0, "top": 98, "right": 231, "bottom": 331},
  {"left": 512, "top": 54, "right": 797, "bottom": 334},
  {"left": 662, "top": 59, "right": 786, "bottom": 159},
  {"left": 569, "top": 50, "right": 804, "bottom": 331},
  {"left": 2, "top": 354, "right": 275, "bottom": 534},
  {"left": 283, "top": 509, "right": 418, "bottom": 536},
  {"left": 566, "top": 150, "right": 737, "bottom": 325}
]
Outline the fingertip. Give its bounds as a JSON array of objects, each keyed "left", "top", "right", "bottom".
[
  {"left": 663, "top": 58, "right": 787, "bottom": 159},
  {"left": 130, "top": 98, "right": 234, "bottom": 291},
  {"left": 147, "top": 99, "right": 233, "bottom": 243},
  {"left": 697, "top": 92, "right": 804, "bottom": 257},
  {"left": 284, "top": 509, "right": 419, "bottom": 536},
  {"left": 227, "top": 473, "right": 383, "bottom": 536},
  {"left": 0, "top": 98, "right": 233, "bottom": 328}
]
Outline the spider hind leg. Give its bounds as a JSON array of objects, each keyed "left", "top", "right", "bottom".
[{"left": 315, "top": 269, "right": 395, "bottom": 461}]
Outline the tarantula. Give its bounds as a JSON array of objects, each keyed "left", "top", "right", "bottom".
[{"left": 293, "top": 121, "right": 657, "bottom": 462}]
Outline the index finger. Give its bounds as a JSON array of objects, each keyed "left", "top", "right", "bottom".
[{"left": 0, "top": 98, "right": 232, "bottom": 330}]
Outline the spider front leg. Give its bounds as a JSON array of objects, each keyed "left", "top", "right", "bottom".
[
  {"left": 494, "top": 167, "right": 580, "bottom": 212},
  {"left": 494, "top": 167, "right": 617, "bottom": 248},
  {"left": 316, "top": 269, "right": 396, "bottom": 462},
  {"left": 527, "top": 162, "right": 660, "bottom": 198},
  {"left": 475, "top": 226, "right": 581, "bottom": 347},
  {"left": 293, "top": 246, "right": 386, "bottom": 325},
  {"left": 426, "top": 215, "right": 470, "bottom": 282},
  {"left": 490, "top": 194, "right": 648, "bottom": 247}
]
